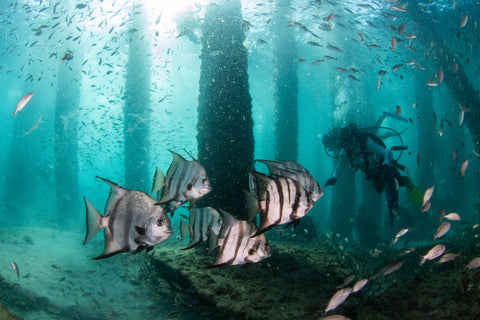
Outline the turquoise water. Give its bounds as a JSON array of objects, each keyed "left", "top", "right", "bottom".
[{"left": 1, "top": 0, "right": 480, "bottom": 319}]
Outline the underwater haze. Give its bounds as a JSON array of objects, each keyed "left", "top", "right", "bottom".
[{"left": 1, "top": 0, "right": 480, "bottom": 319}]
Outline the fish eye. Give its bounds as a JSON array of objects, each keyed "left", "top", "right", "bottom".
[
  {"left": 202, "top": 178, "right": 208, "bottom": 184},
  {"left": 156, "top": 219, "right": 164, "bottom": 226},
  {"left": 187, "top": 183, "right": 193, "bottom": 190},
  {"left": 248, "top": 249, "right": 255, "bottom": 255}
]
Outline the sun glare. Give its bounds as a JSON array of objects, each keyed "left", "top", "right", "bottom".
[{"left": 143, "top": 0, "right": 209, "bottom": 31}]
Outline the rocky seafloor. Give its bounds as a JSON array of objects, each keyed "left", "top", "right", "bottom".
[
  {"left": 0, "top": 225, "right": 479, "bottom": 320},
  {"left": 142, "top": 228, "right": 480, "bottom": 320}
]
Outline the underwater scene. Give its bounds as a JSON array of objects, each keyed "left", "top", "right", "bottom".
[{"left": 1, "top": 0, "right": 480, "bottom": 319}]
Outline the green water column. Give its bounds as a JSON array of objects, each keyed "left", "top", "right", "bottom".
[
  {"left": 197, "top": 0, "right": 254, "bottom": 219},
  {"left": 55, "top": 59, "right": 81, "bottom": 224},
  {"left": 328, "top": 77, "right": 357, "bottom": 239},
  {"left": 409, "top": 2, "right": 480, "bottom": 153},
  {"left": 123, "top": 10, "right": 151, "bottom": 191},
  {"left": 416, "top": 89, "right": 435, "bottom": 188},
  {"left": 272, "top": 0, "right": 298, "bottom": 161},
  {"left": 3, "top": 90, "right": 44, "bottom": 219}
]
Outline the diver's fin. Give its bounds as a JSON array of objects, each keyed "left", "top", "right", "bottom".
[{"left": 406, "top": 180, "right": 423, "bottom": 207}]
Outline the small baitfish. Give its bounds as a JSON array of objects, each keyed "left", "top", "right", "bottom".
[
  {"left": 13, "top": 92, "right": 34, "bottom": 116},
  {"left": 352, "top": 279, "right": 368, "bottom": 293},
  {"left": 325, "top": 287, "right": 352, "bottom": 313},
  {"left": 420, "top": 244, "right": 446, "bottom": 265},
  {"left": 83, "top": 177, "right": 172, "bottom": 259},
  {"left": 433, "top": 222, "right": 451, "bottom": 240}
]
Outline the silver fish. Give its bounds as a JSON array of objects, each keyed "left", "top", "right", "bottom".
[
  {"left": 460, "top": 159, "right": 469, "bottom": 177},
  {"left": 13, "top": 92, "right": 34, "bottom": 116},
  {"left": 342, "top": 275, "right": 355, "bottom": 287},
  {"left": 352, "top": 279, "right": 368, "bottom": 293},
  {"left": 326, "top": 44, "right": 343, "bottom": 52},
  {"left": 320, "top": 316, "right": 351, "bottom": 320},
  {"left": 248, "top": 171, "right": 315, "bottom": 236},
  {"left": 325, "top": 287, "right": 352, "bottom": 313},
  {"left": 438, "top": 253, "right": 459, "bottom": 263},
  {"left": 420, "top": 244, "right": 446, "bottom": 265},
  {"left": 209, "top": 210, "right": 270, "bottom": 267},
  {"left": 391, "top": 228, "right": 409, "bottom": 244},
  {"left": 444, "top": 212, "right": 461, "bottom": 221},
  {"left": 256, "top": 159, "right": 323, "bottom": 202},
  {"left": 383, "top": 260, "right": 404, "bottom": 275},
  {"left": 11, "top": 261, "right": 19, "bottom": 280},
  {"left": 466, "top": 257, "right": 480, "bottom": 270},
  {"left": 157, "top": 151, "right": 211, "bottom": 214},
  {"left": 423, "top": 186, "right": 434, "bottom": 206},
  {"left": 83, "top": 177, "right": 172, "bottom": 259},
  {"left": 180, "top": 207, "right": 223, "bottom": 250},
  {"left": 434, "top": 221, "right": 451, "bottom": 240},
  {"left": 460, "top": 14, "right": 468, "bottom": 28}
]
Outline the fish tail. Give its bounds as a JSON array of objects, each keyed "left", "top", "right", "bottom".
[
  {"left": 180, "top": 218, "right": 190, "bottom": 242},
  {"left": 244, "top": 190, "right": 259, "bottom": 222},
  {"left": 83, "top": 196, "right": 105, "bottom": 245}
]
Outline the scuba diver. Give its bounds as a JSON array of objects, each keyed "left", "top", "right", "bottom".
[{"left": 323, "top": 119, "right": 418, "bottom": 228}]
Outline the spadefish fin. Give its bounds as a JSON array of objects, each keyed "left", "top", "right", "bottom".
[
  {"left": 96, "top": 176, "right": 129, "bottom": 215},
  {"left": 218, "top": 209, "right": 238, "bottom": 239},
  {"left": 183, "top": 149, "right": 199, "bottom": 162},
  {"left": 208, "top": 227, "right": 218, "bottom": 252},
  {"left": 249, "top": 171, "right": 273, "bottom": 201},
  {"left": 180, "top": 218, "right": 190, "bottom": 242},
  {"left": 94, "top": 229, "right": 126, "bottom": 260},
  {"left": 256, "top": 159, "right": 281, "bottom": 176},
  {"left": 83, "top": 196, "right": 107, "bottom": 245},
  {"left": 151, "top": 167, "right": 165, "bottom": 194},
  {"left": 244, "top": 190, "right": 259, "bottom": 222}
]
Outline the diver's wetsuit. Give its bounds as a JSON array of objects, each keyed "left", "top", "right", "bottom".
[{"left": 328, "top": 131, "right": 407, "bottom": 228}]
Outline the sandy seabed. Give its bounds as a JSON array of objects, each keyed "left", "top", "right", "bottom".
[
  {"left": 1, "top": 225, "right": 480, "bottom": 320},
  {"left": 0, "top": 226, "right": 179, "bottom": 320}
]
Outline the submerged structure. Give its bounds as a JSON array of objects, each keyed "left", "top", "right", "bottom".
[
  {"left": 196, "top": 0, "right": 254, "bottom": 219},
  {"left": 123, "top": 9, "right": 152, "bottom": 192},
  {"left": 1, "top": 0, "right": 480, "bottom": 319}
]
